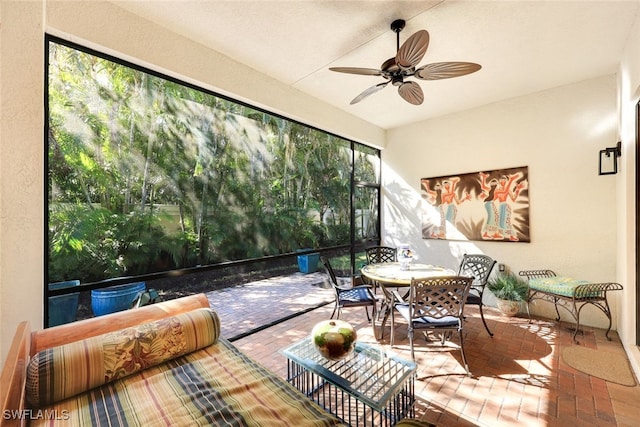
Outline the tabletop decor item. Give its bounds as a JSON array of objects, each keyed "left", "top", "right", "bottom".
[
  {"left": 311, "top": 319, "right": 357, "bottom": 360},
  {"left": 397, "top": 244, "right": 413, "bottom": 270}
]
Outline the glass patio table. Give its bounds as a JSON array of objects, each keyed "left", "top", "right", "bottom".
[{"left": 282, "top": 337, "right": 416, "bottom": 426}]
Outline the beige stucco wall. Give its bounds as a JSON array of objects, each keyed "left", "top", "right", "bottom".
[
  {"left": 383, "top": 75, "right": 620, "bottom": 329},
  {"left": 0, "top": 0, "right": 45, "bottom": 366},
  {"left": 0, "top": 0, "right": 383, "bottom": 364}
]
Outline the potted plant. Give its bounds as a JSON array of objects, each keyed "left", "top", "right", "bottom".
[{"left": 487, "top": 272, "right": 529, "bottom": 316}]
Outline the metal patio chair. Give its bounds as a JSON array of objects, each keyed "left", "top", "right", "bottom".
[
  {"left": 363, "top": 246, "right": 397, "bottom": 319},
  {"left": 320, "top": 256, "right": 377, "bottom": 324},
  {"left": 457, "top": 254, "right": 497, "bottom": 336},
  {"left": 365, "top": 246, "right": 397, "bottom": 264},
  {"left": 391, "top": 275, "right": 474, "bottom": 375}
]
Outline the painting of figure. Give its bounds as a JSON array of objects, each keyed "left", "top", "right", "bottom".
[{"left": 421, "top": 166, "right": 530, "bottom": 242}]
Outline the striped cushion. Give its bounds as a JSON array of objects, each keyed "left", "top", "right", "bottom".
[
  {"left": 30, "top": 339, "right": 345, "bottom": 427},
  {"left": 26, "top": 307, "right": 220, "bottom": 407}
]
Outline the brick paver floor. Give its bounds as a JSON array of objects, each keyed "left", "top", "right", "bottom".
[
  {"left": 202, "top": 271, "right": 640, "bottom": 426},
  {"left": 206, "top": 271, "right": 334, "bottom": 339}
]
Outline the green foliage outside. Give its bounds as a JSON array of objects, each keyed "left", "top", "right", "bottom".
[{"left": 47, "top": 41, "right": 380, "bottom": 283}]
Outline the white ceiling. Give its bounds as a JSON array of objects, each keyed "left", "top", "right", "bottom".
[{"left": 111, "top": 0, "right": 640, "bottom": 130}]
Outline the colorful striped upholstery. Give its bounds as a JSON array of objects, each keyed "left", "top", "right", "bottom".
[
  {"left": 26, "top": 308, "right": 220, "bottom": 407},
  {"left": 30, "top": 338, "right": 345, "bottom": 426}
]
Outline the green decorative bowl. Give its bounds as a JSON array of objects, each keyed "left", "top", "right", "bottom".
[{"left": 311, "top": 319, "right": 357, "bottom": 361}]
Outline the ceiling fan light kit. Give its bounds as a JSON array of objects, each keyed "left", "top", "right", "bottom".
[{"left": 330, "top": 19, "right": 481, "bottom": 105}]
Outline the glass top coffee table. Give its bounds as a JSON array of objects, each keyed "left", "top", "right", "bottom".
[{"left": 283, "top": 337, "right": 416, "bottom": 426}]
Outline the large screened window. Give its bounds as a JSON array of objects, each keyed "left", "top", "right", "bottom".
[{"left": 46, "top": 36, "right": 380, "bottom": 287}]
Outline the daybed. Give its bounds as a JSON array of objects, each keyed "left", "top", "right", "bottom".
[{"left": 1, "top": 294, "right": 349, "bottom": 426}]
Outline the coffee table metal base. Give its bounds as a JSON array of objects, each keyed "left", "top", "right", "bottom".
[{"left": 284, "top": 338, "right": 416, "bottom": 426}]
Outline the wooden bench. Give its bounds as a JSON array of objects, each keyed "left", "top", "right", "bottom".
[{"left": 519, "top": 269, "right": 623, "bottom": 342}]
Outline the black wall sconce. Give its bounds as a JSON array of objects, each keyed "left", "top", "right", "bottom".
[{"left": 599, "top": 141, "right": 622, "bottom": 175}]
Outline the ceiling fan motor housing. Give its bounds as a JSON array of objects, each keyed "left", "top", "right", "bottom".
[{"left": 391, "top": 19, "right": 406, "bottom": 33}]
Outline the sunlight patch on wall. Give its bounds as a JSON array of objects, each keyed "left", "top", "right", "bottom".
[{"left": 382, "top": 160, "right": 483, "bottom": 265}]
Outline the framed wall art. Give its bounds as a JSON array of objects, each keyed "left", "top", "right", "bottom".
[{"left": 421, "top": 166, "right": 530, "bottom": 242}]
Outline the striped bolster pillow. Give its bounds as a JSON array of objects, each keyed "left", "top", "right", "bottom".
[{"left": 26, "top": 307, "right": 220, "bottom": 407}]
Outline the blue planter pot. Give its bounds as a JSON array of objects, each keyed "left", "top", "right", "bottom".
[
  {"left": 91, "top": 282, "right": 146, "bottom": 316},
  {"left": 48, "top": 280, "right": 80, "bottom": 327}
]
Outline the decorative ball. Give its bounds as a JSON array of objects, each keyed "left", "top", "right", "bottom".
[{"left": 311, "top": 319, "right": 357, "bottom": 361}]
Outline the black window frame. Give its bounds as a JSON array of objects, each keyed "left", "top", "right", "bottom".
[{"left": 44, "top": 34, "right": 381, "bottom": 326}]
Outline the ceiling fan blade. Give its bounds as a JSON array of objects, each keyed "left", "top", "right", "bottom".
[
  {"left": 415, "top": 62, "right": 482, "bottom": 80},
  {"left": 396, "top": 30, "right": 429, "bottom": 69},
  {"left": 350, "top": 81, "right": 389, "bottom": 105},
  {"left": 398, "top": 81, "right": 423, "bottom": 105},
  {"left": 329, "top": 67, "right": 384, "bottom": 76}
]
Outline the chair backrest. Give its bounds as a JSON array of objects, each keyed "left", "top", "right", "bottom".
[
  {"left": 365, "top": 246, "right": 397, "bottom": 264},
  {"left": 409, "top": 276, "right": 474, "bottom": 320},
  {"left": 320, "top": 256, "right": 340, "bottom": 289},
  {"left": 457, "top": 254, "right": 496, "bottom": 288}
]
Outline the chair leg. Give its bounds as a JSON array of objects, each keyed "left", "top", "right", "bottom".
[
  {"left": 478, "top": 303, "right": 494, "bottom": 337},
  {"left": 440, "top": 331, "right": 452, "bottom": 346},
  {"left": 380, "top": 306, "right": 391, "bottom": 340},
  {"left": 389, "top": 307, "right": 395, "bottom": 344},
  {"left": 331, "top": 302, "right": 339, "bottom": 319},
  {"left": 408, "top": 326, "right": 415, "bottom": 361},
  {"left": 458, "top": 328, "right": 471, "bottom": 377},
  {"left": 377, "top": 300, "right": 388, "bottom": 321},
  {"left": 370, "top": 303, "right": 377, "bottom": 338}
]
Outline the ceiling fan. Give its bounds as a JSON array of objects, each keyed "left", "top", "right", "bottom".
[{"left": 329, "top": 19, "right": 481, "bottom": 106}]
